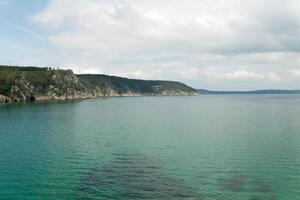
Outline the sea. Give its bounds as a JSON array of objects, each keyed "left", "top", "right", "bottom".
[{"left": 1, "top": 95, "right": 300, "bottom": 200}]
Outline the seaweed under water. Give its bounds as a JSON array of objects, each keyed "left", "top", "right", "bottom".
[
  {"left": 76, "top": 152, "right": 199, "bottom": 200},
  {"left": 76, "top": 153, "right": 275, "bottom": 200},
  {"left": 217, "top": 172, "right": 274, "bottom": 200}
]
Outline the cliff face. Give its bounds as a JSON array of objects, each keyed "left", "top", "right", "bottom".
[
  {"left": 0, "top": 66, "right": 95, "bottom": 103},
  {"left": 0, "top": 66, "right": 197, "bottom": 103}
]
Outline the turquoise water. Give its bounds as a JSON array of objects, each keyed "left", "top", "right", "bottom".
[{"left": 1, "top": 95, "right": 300, "bottom": 200}]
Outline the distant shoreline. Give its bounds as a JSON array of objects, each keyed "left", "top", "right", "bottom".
[{"left": 197, "top": 89, "right": 300, "bottom": 95}]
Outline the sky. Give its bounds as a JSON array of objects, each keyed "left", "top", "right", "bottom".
[{"left": 1, "top": 0, "right": 300, "bottom": 90}]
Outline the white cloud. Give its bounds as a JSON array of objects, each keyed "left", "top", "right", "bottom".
[
  {"left": 29, "top": 0, "right": 300, "bottom": 89},
  {"left": 290, "top": 69, "right": 300, "bottom": 77},
  {"left": 267, "top": 72, "right": 281, "bottom": 81},
  {"left": 32, "top": 0, "right": 300, "bottom": 53},
  {"left": 61, "top": 64, "right": 103, "bottom": 75},
  {"left": 226, "top": 70, "right": 263, "bottom": 80},
  {"left": 200, "top": 68, "right": 263, "bottom": 80}
]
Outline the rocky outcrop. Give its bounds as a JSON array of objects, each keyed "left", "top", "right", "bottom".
[
  {"left": 0, "top": 95, "right": 11, "bottom": 103},
  {"left": 9, "top": 74, "right": 35, "bottom": 102}
]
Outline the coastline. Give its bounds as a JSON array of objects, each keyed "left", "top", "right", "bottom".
[
  {"left": 0, "top": 92, "right": 198, "bottom": 104},
  {"left": 0, "top": 65, "right": 197, "bottom": 104}
]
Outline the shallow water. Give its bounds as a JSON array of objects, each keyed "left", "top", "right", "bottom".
[{"left": 1, "top": 95, "right": 300, "bottom": 199}]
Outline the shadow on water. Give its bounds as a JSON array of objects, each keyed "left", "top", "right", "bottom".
[{"left": 76, "top": 152, "right": 200, "bottom": 200}]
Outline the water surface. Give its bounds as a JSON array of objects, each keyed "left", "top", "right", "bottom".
[{"left": 1, "top": 95, "right": 300, "bottom": 199}]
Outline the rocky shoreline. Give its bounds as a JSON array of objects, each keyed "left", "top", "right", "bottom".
[{"left": 0, "top": 91, "right": 197, "bottom": 103}]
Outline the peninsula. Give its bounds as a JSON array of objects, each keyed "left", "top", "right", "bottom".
[{"left": 0, "top": 65, "right": 197, "bottom": 103}]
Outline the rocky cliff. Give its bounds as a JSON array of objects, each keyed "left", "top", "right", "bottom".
[{"left": 0, "top": 65, "right": 197, "bottom": 103}]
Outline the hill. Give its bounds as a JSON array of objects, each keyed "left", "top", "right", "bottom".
[
  {"left": 78, "top": 74, "right": 196, "bottom": 97},
  {"left": 0, "top": 65, "right": 196, "bottom": 103}
]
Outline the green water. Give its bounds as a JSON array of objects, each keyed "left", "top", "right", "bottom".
[{"left": 1, "top": 95, "right": 300, "bottom": 200}]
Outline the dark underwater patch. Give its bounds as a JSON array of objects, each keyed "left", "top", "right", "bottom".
[
  {"left": 216, "top": 173, "right": 275, "bottom": 200},
  {"left": 76, "top": 153, "right": 199, "bottom": 199},
  {"left": 218, "top": 173, "right": 245, "bottom": 192},
  {"left": 250, "top": 179, "right": 273, "bottom": 193}
]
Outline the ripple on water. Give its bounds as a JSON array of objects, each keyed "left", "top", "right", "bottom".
[{"left": 76, "top": 153, "right": 200, "bottom": 200}]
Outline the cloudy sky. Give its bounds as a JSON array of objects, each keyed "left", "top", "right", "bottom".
[{"left": 1, "top": 0, "right": 300, "bottom": 90}]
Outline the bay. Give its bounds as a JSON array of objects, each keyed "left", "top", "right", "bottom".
[{"left": 1, "top": 95, "right": 300, "bottom": 199}]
